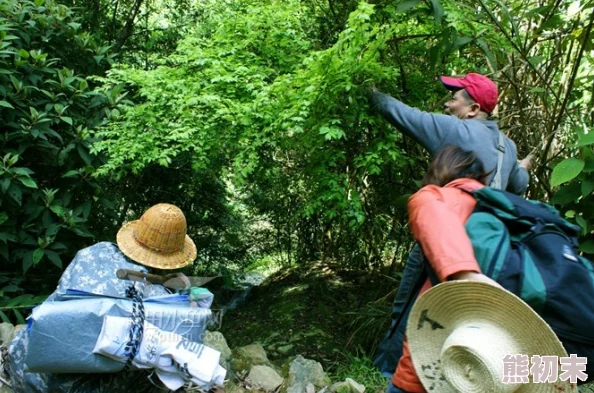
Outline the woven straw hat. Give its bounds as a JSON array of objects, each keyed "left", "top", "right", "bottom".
[
  {"left": 408, "top": 281, "right": 577, "bottom": 393},
  {"left": 117, "top": 203, "right": 197, "bottom": 270}
]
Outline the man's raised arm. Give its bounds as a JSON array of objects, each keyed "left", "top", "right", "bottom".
[{"left": 371, "top": 90, "right": 457, "bottom": 154}]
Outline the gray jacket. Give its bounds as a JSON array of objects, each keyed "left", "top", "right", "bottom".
[{"left": 372, "top": 91, "right": 528, "bottom": 194}]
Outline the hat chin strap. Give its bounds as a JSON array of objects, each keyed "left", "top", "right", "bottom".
[{"left": 440, "top": 324, "right": 521, "bottom": 393}]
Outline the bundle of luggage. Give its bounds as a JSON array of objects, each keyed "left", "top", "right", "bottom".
[{"left": 6, "top": 242, "right": 224, "bottom": 393}]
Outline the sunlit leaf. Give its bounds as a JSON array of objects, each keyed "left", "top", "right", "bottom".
[{"left": 551, "top": 158, "right": 585, "bottom": 187}]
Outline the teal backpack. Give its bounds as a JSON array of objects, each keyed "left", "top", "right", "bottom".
[{"left": 463, "top": 187, "right": 594, "bottom": 379}]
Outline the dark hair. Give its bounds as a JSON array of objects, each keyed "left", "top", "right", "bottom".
[
  {"left": 460, "top": 88, "right": 493, "bottom": 118},
  {"left": 459, "top": 89, "right": 476, "bottom": 105},
  {"left": 422, "top": 145, "right": 490, "bottom": 187}
]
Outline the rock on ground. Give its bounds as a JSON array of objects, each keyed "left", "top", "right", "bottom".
[
  {"left": 233, "top": 343, "right": 272, "bottom": 373},
  {"left": 285, "top": 355, "right": 331, "bottom": 393},
  {"left": 248, "top": 365, "right": 284, "bottom": 392}
]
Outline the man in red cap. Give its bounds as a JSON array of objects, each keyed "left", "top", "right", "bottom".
[
  {"left": 370, "top": 73, "right": 533, "bottom": 393},
  {"left": 440, "top": 73, "right": 499, "bottom": 118}
]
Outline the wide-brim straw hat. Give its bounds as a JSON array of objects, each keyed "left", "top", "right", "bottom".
[
  {"left": 408, "top": 281, "right": 577, "bottom": 393},
  {"left": 117, "top": 203, "right": 197, "bottom": 270}
]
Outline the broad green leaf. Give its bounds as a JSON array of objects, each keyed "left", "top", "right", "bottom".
[
  {"left": 542, "top": 14, "right": 564, "bottom": 30},
  {"left": 395, "top": 0, "right": 421, "bottom": 13},
  {"left": 32, "top": 248, "right": 44, "bottom": 264},
  {"left": 23, "top": 251, "right": 33, "bottom": 273},
  {"left": 0, "top": 179, "right": 10, "bottom": 193},
  {"left": 584, "top": 157, "right": 594, "bottom": 173},
  {"left": 45, "top": 223, "right": 60, "bottom": 237},
  {"left": 528, "top": 56, "right": 545, "bottom": 66},
  {"left": 2, "top": 284, "right": 19, "bottom": 292},
  {"left": 581, "top": 239, "right": 594, "bottom": 254},
  {"left": 17, "top": 176, "right": 37, "bottom": 188},
  {"left": 576, "top": 215, "right": 588, "bottom": 234},
  {"left": 76, "top": 144, "right": 92, "bottom": 165},
  {"left": 577, "top": 133, "right": 594, "bottom": 147},
  {"left": 551, "top": 158, "right": 585, "bottom": 187},
  {"left": 12, "top": 167, "right": 33, "bottom": 176},
  {"left": 50, "top": 205, "right": 65, "bottom": 217},
  {"left": 454, "top": 37, "right": 473, "bottom": 48},
  {"left": 7, "top": 184, "right": 22, "bottom": 205},
  {"left": 13, "top": 309, "right": 25, "bottom": 324},
  {"left": 71, "top": 226, "right": 93, "bottom": 238},
  {"left": 0, "top": 311, "right": 10, "bottom": 324},
  {"left": 44, "top": 249, "right": 62, "bottom": 269},
  {"left": 0, "top": 100, "right": 13, "bottom": 109},
  {"left": 429, "top": 0, "right": 444, "bottom": 24},
  {"left": 80, "top": 201, "right": 91, "bottom": 219},
  {"left": 0, "top": 212, "right": 7, "bottom": 225},
  {"left": 582, "top": 180, "right": 594, "bottom": 197},
  {"left": 552, "top": 182, "right": 581, "bottom": 204},
  {"left": 62, "top": 170, "right": 79, "bottom": 177},
  {"left": 48, "top": 241, "right": 67, "bottom": 251}
]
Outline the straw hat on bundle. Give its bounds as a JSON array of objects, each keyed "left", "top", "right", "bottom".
[
  {"left": 117, "top": 203, "right": 197, "bottom": 270},
  {"left": 408, "top": 281, "right": 577, "bottom": 393}
]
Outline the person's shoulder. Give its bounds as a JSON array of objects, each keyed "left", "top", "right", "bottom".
[
  {"left": 462, "top": 118, "right": 496, "bottom": 130},
  {"left": 409, "top": 184, "right": 446, "bottom": 204},
  {"left": 501, "top": 132, "right": 519, "bottom": 152}
]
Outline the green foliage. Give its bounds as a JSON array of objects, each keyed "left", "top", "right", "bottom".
[
  {"left": 328, "top": 350, "right": 387, "bottom": 392},
  {"left": 93, "top": 0, "right": 313, "bottom": 178},
  {"left": 94, "top": 1, "right": 419, "bottom": 268},
  {"left": 551, "top": 141, "right": 594, "bottom": 255},
  {"left": 0, "top": 0, "right": 117, "bottom": 311},
  {"left": 90, "top": 0, "right": 317, "bottom": 271},
  {"left": 59, "top": 0, "right": 205, "bottom": 66},
  {"left": 258, "top": 2, "right": 415, "bottom": 265}
]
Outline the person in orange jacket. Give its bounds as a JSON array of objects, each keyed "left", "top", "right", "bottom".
[{"left": 387, "top": 145, "right": 501, "bottom": 393}]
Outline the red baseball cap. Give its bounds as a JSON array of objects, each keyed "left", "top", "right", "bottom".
[{"left": 440, "top": 73, "right": 498, "bottom": 114}]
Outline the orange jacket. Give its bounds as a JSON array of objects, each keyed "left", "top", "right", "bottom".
[{"left": 392, "top": 178, "right": 484, "bottom": 392}]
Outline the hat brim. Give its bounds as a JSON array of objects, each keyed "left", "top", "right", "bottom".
[
  {"left": 116, "top": 221, "right": 197, "bottom": 270},
  {"left": 408, "top": 281, "right": 576, "bottom": 393},
  {"left": 440, "top": 76, "right": 465, "bottom": 91}
]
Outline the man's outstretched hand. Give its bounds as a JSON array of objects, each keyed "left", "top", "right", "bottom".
[{"left": 519, "top": 153, "right": 534, "bottom": 170}]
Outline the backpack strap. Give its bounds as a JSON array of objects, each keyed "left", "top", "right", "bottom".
[
  {"left": 386, "top": 252, "right": 440, "bottom": 339},
  {"left": 489, "top": 132, "right": 505, "bottom": 189},
  {"left": 387, "top": 266, "right": 426, "bottom": 339}
]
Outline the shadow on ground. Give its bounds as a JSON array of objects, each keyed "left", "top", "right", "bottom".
[{"left": 218, "top": 261, "right": 399, "bottom": 372}]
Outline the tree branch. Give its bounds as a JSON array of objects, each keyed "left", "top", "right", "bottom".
[{"left": 113, "top": 0, "right": 145, "bottom": 52}]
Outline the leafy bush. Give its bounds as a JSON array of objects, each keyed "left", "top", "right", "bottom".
[
  {"left": 91, "top": 0, "right": 318, "bottom": 270},
  {"left": 550, "top": 136, "right": 594, "bottom": 255},
  {"left": 0, "top": 0, "right": 118, "bottom": 315}
]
